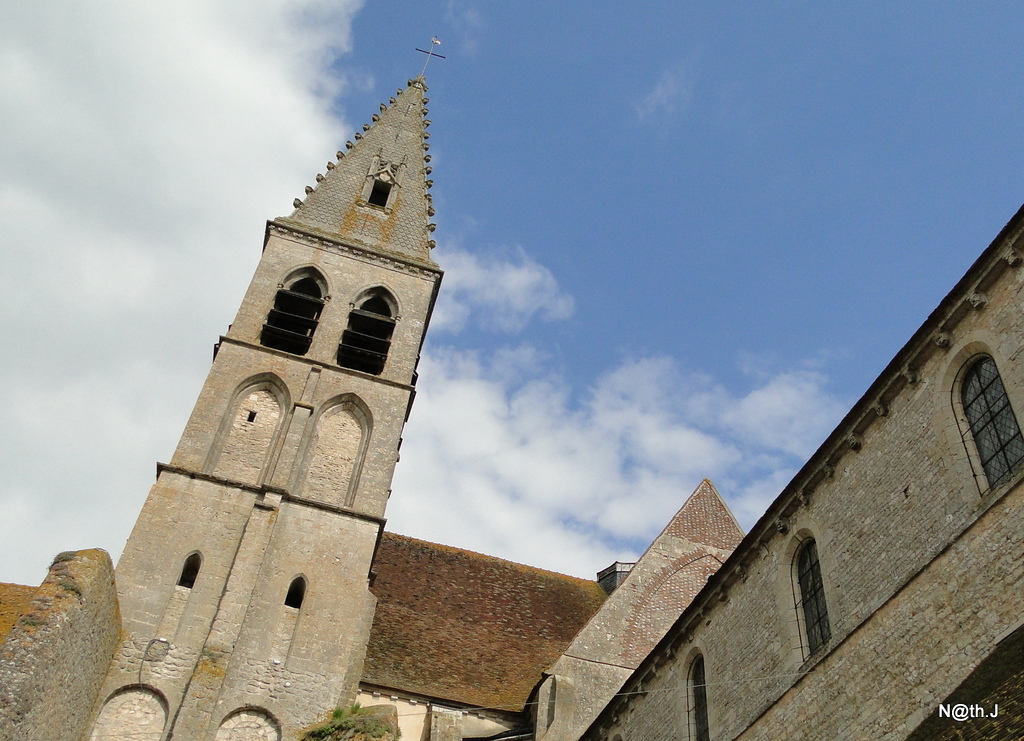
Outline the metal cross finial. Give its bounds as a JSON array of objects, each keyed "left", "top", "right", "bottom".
[{"left": 416, "top": 37, "right": 445, "bottom": 77}]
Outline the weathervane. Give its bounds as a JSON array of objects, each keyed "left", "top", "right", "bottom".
[{"left": 416, "top": 37, "right": 445, "bottom": 77}]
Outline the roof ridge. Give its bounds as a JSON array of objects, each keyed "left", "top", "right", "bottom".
[{"left": 379, "top": 531, "right": 602, "bottom": 586}]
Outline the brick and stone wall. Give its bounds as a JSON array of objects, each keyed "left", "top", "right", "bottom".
[{"left": 0, "top": 549, "right": 120, "bottom": 741}]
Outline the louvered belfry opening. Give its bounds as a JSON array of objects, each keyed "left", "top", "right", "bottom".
[
  {"left": 338, "top": 295, "right": 395, "bottom": 375},
  {"left": 260, "top": 277, "right": 325, "bottom": 356}
]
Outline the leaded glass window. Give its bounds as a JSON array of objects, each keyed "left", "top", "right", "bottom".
[
  {"left": 690, "top": 655, "right": 710, "bottom": 741},
  {"left": 797, "top": 540, "right": 831, "bottom": 655},
  {"left": 962, "top": 356, "right": 1024, "bottom": 488}
]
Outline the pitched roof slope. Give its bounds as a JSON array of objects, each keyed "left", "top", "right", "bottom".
[
  {"left": 0, "top": 582, "right": 38, "bottom": 643},
  {"left": 280, "top": 77, "right": 437, "bottom": 265},
  {"left": 363, "top": 532, "right": 608, "bottom": 712}
]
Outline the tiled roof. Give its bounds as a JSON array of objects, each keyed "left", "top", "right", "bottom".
[
  {"left": 0, "top": 582, "right": 38, "bottom": 643},
  {"left": 363, "top": 532, "right": 608, "bottom": 712}
]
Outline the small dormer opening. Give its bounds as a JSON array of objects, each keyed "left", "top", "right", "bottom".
[{"left": 368, "top": 179, "right": 392, "bottom": 208}]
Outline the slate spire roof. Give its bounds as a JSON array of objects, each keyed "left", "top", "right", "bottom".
[{"left": 279, "top": 77, "right": 437, "bottom": 265}]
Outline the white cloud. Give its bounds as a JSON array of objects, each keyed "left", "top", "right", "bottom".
[
  {"left": 636, "top": 58, "right": 698, "bottom": 122},
  {"left": 390, "top": 348, "right": 846, "bottom": 579},
  {"left": 0, "top": 3, "right": 845, "bottom": 590},
  {"left": 430, "top": 245, "right": 575, "bottom": 333},
  {"left": 0, "top": 1, "right": 363, "bottom": 585}
]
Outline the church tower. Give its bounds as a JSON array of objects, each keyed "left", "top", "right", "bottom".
[{"left": 89, "top": 78, "right": 441, "bottom": 741}]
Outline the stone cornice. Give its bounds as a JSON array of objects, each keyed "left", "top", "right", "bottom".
[
  {"left": 216, "top": 336, "right": 417, "bottom": 393},
  {"left": 266, "top": 219, "right": 442, "bottom": 279}
]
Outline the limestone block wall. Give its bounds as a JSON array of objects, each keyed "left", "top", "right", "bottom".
[
  {"left": 540, "top": 482, "right": 741, "bottom": 741},
  {"left": 169, "top": 330, "right": 420, "bottom": 521},
  {"left": 583, "top": 213, "right": 1024, "bottom": 739},
  {"left": 0, "top": 550, "right": 120, "bottom": 741},
  {"left": 225, "top": 226, "right": 439, "bottom": 390}
]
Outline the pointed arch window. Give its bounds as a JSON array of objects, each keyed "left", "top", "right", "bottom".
[
  {"left": 177, "top": 553, "right": 202, "bottom": 589},
  {"left": 687, "top": 655, "right": 710, "bottom": 741},
  {"left": 796, "top": 539, "right": 831, "bottom": 655},
  {"left": 261, "top": 276, "right": 325, "bottom": 356},
  {"left": 338, "top": 293, "right": 395, "bottom": 375},
  {"left": 285, "top": 577, "right": 306, "bottom": 609},
  {"left": 961, "top": 356, "right": 1024, "bottom": 488}
]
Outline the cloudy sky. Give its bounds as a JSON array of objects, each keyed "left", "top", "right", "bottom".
[{"left": 3, "top": 2, "right": 1024, "bottom": 585}]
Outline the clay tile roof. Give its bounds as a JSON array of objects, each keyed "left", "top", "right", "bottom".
[
  {"left": 0, "top": 582, "right": 38, "bottom": 643},
  {"left": 363, "top": 532, "right": 608, "bottom": 712}
]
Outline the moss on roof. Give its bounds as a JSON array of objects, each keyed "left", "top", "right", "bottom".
[
  {"left": 363, "top": 532, "right": 608, "bottom": 712},
  {"left": 0, "top": 582, "right": 39, "bottom": 643}
]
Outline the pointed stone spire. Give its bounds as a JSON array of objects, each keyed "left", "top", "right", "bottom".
[{"left": 280, "top": 77, "right": 437, "bottom": 265}]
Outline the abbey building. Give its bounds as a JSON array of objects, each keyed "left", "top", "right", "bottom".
[{"left": 1, "top": 76, "right": 1023, "bottom": 741}]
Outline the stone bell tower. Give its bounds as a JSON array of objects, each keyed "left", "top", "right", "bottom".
[{"left": 89, "top": 78, "right": 441, "bottom": 741}]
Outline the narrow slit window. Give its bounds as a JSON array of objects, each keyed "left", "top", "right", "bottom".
[
  {"left": 285, "top": 577, "right": 306, "bottom": 609},
  {"left": 338, "top": 294, "right": 396, "bottom": 376},
  {"left": 246, "top": 410, "right": 257, "bottom": 423},
  {"left": 962, "top": 356, "right": 1024, "bottom": 488},
  {"left": 367, "top": 179, "right": 392, "bottom": 208},
  {"left": 178, "top": 553, "right": 202, "bottom": 589},
  {"left": 689, "top": 655, "right": 710, "bottom": 741},
  {"left": 260, "top": 276, "right": 325, "bottom": 356},
  {"left": 797, "top": 540, "right": 831, "bottom": 655}
]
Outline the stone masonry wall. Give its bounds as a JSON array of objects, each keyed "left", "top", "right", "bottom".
[
  {"left": 0, "top": 550, "right": 120, "bottom": 741},
  {"left": 585, "top": 216, "right": 1024, "bottom": 739}
]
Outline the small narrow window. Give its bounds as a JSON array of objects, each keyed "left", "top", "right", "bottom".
[
  {"left": 796, "top": 540, "right": 831, "bottom": 655},
  {"left": 178, "top": 553, "right": 202, "bottom": 589},
  {"left": 246, "top": 410, "right": 257, "bottom": 423},
  {"left": 285, "top": 577, "right": 306, "bottom": 609},
  {"left": 962, "top": 356, "right": 1024, "bottom": 488},
  {"left": 688, "top": 656, "right": 710, "bottom": 741},
  {"left": 260, "top": 276, "right": 325, "bottom": 356},
  {"left": 338, "top": 293, "right": 396, "bottom": 376},
  {"left": 367, "top": 179, "right": 392, "bottom": 208}
]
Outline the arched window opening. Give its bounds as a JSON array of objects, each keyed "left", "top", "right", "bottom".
[
  {"left": 260, "top": 275, "right": 325, "bottom": 356},
  {"left": 338, "top": 293, "right": 396, "bottom": 375},
  {"left": 688, "top": 656, "right": 710, "bottom": 741},
  {"left": 796, "top": 539, "right": 831, "bottom": 655},
  {"left": 285, "top": 577, "right": 306, "bottom": 609},
  {"left": 962, "top": 356, "right": 1024, "bottom": 488},
  {"left": 177, "top": 553, "right": 202, "bottom": 589},
  {"left": 216, "top": 708, "right": 280, "bottom": 741},
  {"left": 90, "top": 687, "right": 167, "bottom": 741}
]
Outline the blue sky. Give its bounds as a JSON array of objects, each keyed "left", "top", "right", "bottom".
[{"left": 2, "top": 2, "right": 1024, "bottom": 584}]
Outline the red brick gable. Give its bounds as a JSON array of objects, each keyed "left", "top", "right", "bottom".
[
  {"left": 663, "top": 478, "right": 744, "bottom": 551},
  {"left": 363, "top": 532, "right": 608, "bottom": 712}
]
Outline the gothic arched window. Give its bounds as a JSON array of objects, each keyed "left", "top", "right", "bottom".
[
  {"left": 687, "top": 655, "right": 710, "bottom": 741},
  {"left": 338, "top": 292, "right": 396, "bottom": 375},
  {"left": 260, "top": 275, "right": 325, "bottom": 356},
  {"left": 796, "top": 539, "right": 831, "bottom": 655},
  {"left": 285, "top": 577, "right": 306, "bottom": 609},
  {"left": 177, "top": 552, "right": 202, "bottom": 589},
  {"left": 961, "top": 356, "right": 1024, "bottom": 488}
]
